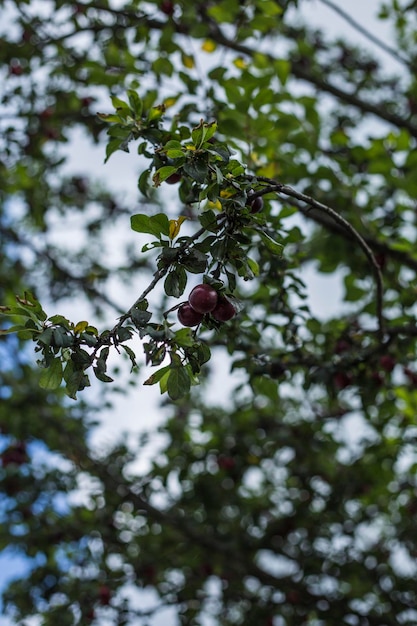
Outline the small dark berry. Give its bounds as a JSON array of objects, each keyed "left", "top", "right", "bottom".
[
  {"left": 188, "top": 284, "right": 218, "bottom": 314},
  {"left": 211, "top": 296, "right": 236, "bottom": 322},
  {"left": 178, "top": 303, "right": 204, "bottom": 327},
  {"left": 165, "top": 172, "right": 182, "bottom": 184},
  {"left": 161, "top": 0, "right": 175, "bottom": 15},
  {"left": 379, "top": 355, "right": 396, "bottom": 373}
]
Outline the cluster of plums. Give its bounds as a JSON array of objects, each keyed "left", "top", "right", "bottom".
[{"left": 177, "top": 284, "right": 236, "bottom": 327}]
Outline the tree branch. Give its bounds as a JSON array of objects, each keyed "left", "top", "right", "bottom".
[
  {"left": 318, "top": 0, "right": 413, "bottom": 69},
  {"left": 204, "top": 20, "right": 417, "bottom": 139},
  {"left": 254, "top": 178, "right": 385, "bottom": 337},
  {"left": 74, "top": 2, "right": 417, "bottom": 137},
  {"left": 291, "top": 197, "right": 417, "bottom": 274}
]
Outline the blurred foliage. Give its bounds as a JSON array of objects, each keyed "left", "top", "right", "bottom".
[{"left": 1, "top": 0, "right": 417, "bottom": 624}]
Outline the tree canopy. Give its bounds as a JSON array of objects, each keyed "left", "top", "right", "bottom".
[{"left": 1, "top": 0, "right": 417, "bottom": 624}]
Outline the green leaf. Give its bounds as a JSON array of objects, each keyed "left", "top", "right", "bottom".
[
  {"left": 105, "top": 138, "right": 129, "bottom": 163},
  {"left": 48, "top": 315, "right": 72, "bottom": 328},
  {"left": 39, "top": 358, "right": 63, "bottom": 390},
  {"left": 199, "top": 210, "right": 219, "bottom": 232},
  {"left": 52, "top": 328, "right": 73, "bottom": 348},
  {"left": 191, "top": 119, "right": 217, "bottom": 148},
  {"left": 63, "top": 363, "right": 90, "bottom": 399},
  {"left": 258, "top": 231, "right": 284, "bottom": 256},
  {"left": 274, "top": 59, "right": 290, "bottom": 85},
  {"left": 164, "top": 267, "right": 187, "bottom": 297},
  {"left": 131, "top": 308, "right": 152, "bottom": 327},
  {"left": 138, "top": 169, "right": 150, "bottom": 197},
  {"left": 131, "top": 213, "right": 170, "bottom": 238},
  {"left": 110, "top": 95, "right": 129, "bottom": 111},
  {"left": 0, "top": 305, "right": 34, "bottom": 318},
  {"left": 196, "top": 342, "right": 211, "bottom": 366},
  {"left": 38, "top": 327, "right": 53, "bottom": 346},
  {"left": 16, "top": 292, "right": 47, "bottom": 321},
  {"left": 183, "top": 159, "right": 209, "bottom": 183},
  {"left": 247, "top": 257, "right": 260, "bottom": 276},
  {"left": 97, "top": 113, "right": 122, "bottom": 123},
  {"left": 80, "top": 332, "right": 98, "bottom": 347},
  {"left": 117, "top": 327, "right": 133, "bottom": 342},
  {"left": 179, "top": 249, "right": 208, "bottom": 274},
  {"left": 150, "top": 214, "right": 170, "bottom": 237},
  {"left": 93, "top": 368, "right": 114, "bottom": 383},
  {"left": 121, "top": 344, "right": 138, "bottom": 371},
  {"left": 127, "top": 90, "right": 143, "bottom": 117},
  {"left": 143, "top": 365, "right": 170, "bottom": 386},
  {"left": 167, "top": 364, "right": 191, "bottom": 400},
  {"left": 0, "top": 324, "right": 27, "bottom": 335},
  {"left": 153, "top": 165, "right": 179, "bottom": 186},
  {"left": 174, "top": 328, "right": 196, "bottom": 348}
]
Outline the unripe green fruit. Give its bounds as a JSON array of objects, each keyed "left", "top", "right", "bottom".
[
  {"left": 178, "top": 303, "right": 204, "bottom": 327},
  {"left": 212, "top": 297, "right": 236, "bottom": 322},
  {"left": 188, "top": 284, "right": 218, "bottom": 314}
]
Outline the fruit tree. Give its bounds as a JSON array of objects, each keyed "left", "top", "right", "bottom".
[{"left": 1, "top": 1, "right": 417, "bottom": 624}]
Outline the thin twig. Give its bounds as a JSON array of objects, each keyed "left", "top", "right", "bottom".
[
  {"left": 115, "top": 225, "right": 207, "bottom": 328},
  {"left": 88, "top": 223, "right": 211, "bottom": 363},
  {"left": 60, "top": 2, "right": 417, "bottom": 139},
  {"left": 202, "top": 18, "right": 417, "bottom": 139},
  {"left": 318, "top": 0, "right": 413, "bottom": 69},
  {"left": 254, "top": 177, "right": 385, "bottom": 337}
]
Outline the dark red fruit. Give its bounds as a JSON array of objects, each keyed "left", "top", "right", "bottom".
[
  {"left": 45, "top": 128, "right": 60, "bottom": 140},
  {"left": 39, "top": 107, "right": 54, "bottom": 121},
  {"left": 217, "top": 455, "right": 236, "bottom": 471},
  {"left": 335, "top": 339, "right": 350, "bottom": 354},
  {"left": 81, "top": 96, "right": 95, "bottom": 107},
  {"left": 379, "top": 355, "right": 396, "bottom": 372},
  {"left": 1, "top": 441, "right": 28, "bottom": 467},
  {"left": 165, "top": 172, "right": 182, "bottom": 184},
  {"left": 161, "top": 0, "right": 174, "bottom": 15},
  {"left": 404, "top": 367, "right": 417, "bottom": 386},
  {"left": 247, "top": 193, "right": 264, "bottom": 214},
  {"left": 287, "top": 590, "right": 301, "bottom": 604},
  {"left": 9, "top": 62, "right": 23, "bottom": 76},
  {"left": 211, "top": 296, "right": 236, "bottom": 322},
  {"left": 141, "top": 564, "right": 157, "bottom": 584},
  {"left": 188, "top": 284, "right": 218, "bottom": 314},
  {"left": 178, "top": 303, "right": 204, "bottom": 327},
  {"left": 73, "top": 2, "right": 87, "bottom": 15},
  {"left": 22, "top": 29, "right": 32, "bottom": 43},
  {"left": 98, "top": 585, "right": 111, "bottom": 605},
  {"left": 333, "top": 371, "right": 352, "bottom": 390},
  {"left": 370, "top": 372, "right": 384, "bottom": 387},
  {"left": 375, "top": 253, "right": 386, "bottom": 270}
]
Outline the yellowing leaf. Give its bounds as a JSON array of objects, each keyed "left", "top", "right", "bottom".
[
  {"left": 169, "top": 216, "right": 188, "bottom": 239},
  {"left": 220, "top": 189, "right": 236, "bottom": 199},
  {"left": 202, "top": 40, "right": 216, "bottom": 53},
  {"left": 207, "top": 199, "right": 222, "bottom": 211},
  {"left": 164, "top": 96, "right": 178, "bottom": 109},
  {"left": 250, "top": 152, "right": 262, "bottom": 166},
  {"left": 182, "top": 54, "right": 195, "bottom": 69},
  {"left": 74, "top": 321, "right": 89, "bottom": 334},
  {"left": 258, "top": 161, "right": 281, "bottom": 178},
  {"left": 233, "top": 57, "right": 247, "bottom": 70}
]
